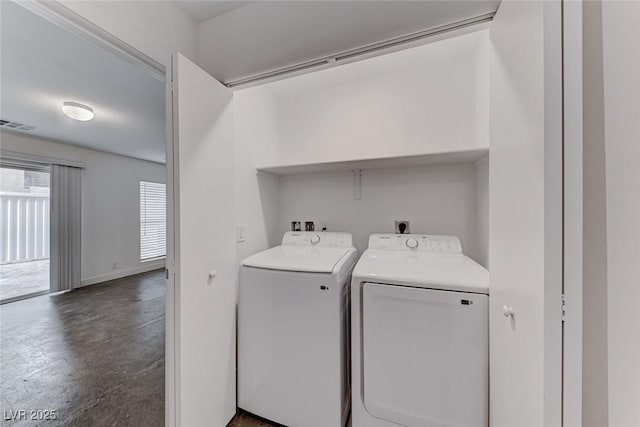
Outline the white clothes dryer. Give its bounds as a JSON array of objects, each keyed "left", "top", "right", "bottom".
[{"left": 351, "top": 233, "right": 490, "bottom": 427}]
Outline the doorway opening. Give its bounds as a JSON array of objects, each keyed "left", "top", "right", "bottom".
[{"left": 0, "top": 163, "right": 51, "bottom": 303}]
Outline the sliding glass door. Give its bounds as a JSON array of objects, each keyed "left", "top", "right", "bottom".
[{"left": 0, "top": 163, "right": 51, "bottom": 303}]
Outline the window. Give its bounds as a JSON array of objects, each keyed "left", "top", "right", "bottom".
[{"left": 139, "top": 181, "right": 166, "bottom": 261}]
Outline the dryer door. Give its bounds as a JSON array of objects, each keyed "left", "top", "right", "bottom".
[{"left": 362, "top": 283, "right": 489, "bottom": 427}]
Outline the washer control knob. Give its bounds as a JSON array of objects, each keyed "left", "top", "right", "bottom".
[
  {"left": 406, "top": 238, "right": 418, "bottom": 248},
  {"left": 310, "top": 234, "right": 321, "bottom": 244}
]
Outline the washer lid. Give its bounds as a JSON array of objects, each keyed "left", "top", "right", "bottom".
[
  {"left": 241, "top": 245, "right": 353, "bottom": 273},
  {"left": 353, "top": 249, "right": 489, "bottom": 294}
]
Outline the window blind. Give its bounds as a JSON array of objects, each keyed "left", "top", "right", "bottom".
[{"left": 139, "top": 181, "right": 166, "bottom": 261}]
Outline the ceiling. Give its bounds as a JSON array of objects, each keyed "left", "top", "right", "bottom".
[
  {"left": 0, "top": 2, "right": 166, "bottom": 163},
  {"left": 193, "top": 0, "right": 500, "bottom": 83},
  {"left": 177, "top": 1, "right": 253, "bottom": 23}
]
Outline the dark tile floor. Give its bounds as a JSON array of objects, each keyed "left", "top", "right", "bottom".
[
  {"left": 229, "top": 410, "right": 351, "bottom": 427},
  {"left": 0, "top": 270, "right": 166, "bottom": 426},
  {"left": 228, "top": 411, "right": 281, "bottom": 427}
]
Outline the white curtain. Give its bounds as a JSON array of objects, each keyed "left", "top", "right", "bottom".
[{"left": 50, "top": 164, "right": 81, "bottom": 292}]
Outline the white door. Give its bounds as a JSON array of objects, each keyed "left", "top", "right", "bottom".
[
  {"left": 166, "top": 53, "right": 237, "bottom": 427},
  {"left": 489, "top": 1, "right": 563, "bottom": 426}
]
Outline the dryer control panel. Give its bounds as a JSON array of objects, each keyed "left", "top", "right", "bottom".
[
  {"left": 283, "top": 231, "right": 353, "bottom": 248},
  {"left": 368, "top": 233, "right": 462, "bottom": 254}
]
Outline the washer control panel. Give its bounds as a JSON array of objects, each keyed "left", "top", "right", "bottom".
[
  {"left": 368, "top": 233, "right": 462, "bottom": 254},
  {"left": 283, "top": 232, "right": 353, "bottom": 248}
]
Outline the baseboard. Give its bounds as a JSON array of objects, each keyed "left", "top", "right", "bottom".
[{"left": 79, "top": 261, "right": 166, "bottom": 287}]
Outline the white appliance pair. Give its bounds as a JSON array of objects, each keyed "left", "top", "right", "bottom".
[{"left": 238, "top": 231, "right": 489, "bottom": 427}]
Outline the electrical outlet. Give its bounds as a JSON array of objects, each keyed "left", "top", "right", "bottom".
[
  {"left": 237, "top": 224, "right": 247, "bottom": 243},
  {"left": 112, "top": 262, "right": 118, "bottom": 270},
  {"left": 395, "top": 220, "right": 410, "bottom": 234}
]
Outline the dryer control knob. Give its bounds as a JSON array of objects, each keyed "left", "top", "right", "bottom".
[
  {"left": 310, "top": 234, "right": 321, "bottom": 244},
  {"left": 406, "top": 238, "right": 418, "bottom": 248}
]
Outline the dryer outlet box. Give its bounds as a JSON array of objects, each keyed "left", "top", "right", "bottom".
[{"left": 395, "top": 221, "right": 410, "bottom": 234}]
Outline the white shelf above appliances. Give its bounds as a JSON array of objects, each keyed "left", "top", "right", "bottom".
[{"left": 256, "top": 147, "right": 489, "bottom": 177}]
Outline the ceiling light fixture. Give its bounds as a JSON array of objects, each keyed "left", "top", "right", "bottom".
[{"left": 62, "top": 101, "right": 94, "bottom": 121}]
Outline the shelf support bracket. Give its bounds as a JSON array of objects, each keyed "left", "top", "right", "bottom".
[{"left": 353, "top": 168, "right": 362, "bottom": 200}]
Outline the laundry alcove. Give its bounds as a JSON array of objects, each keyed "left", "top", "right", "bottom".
[
  {"left": 167, "top": 1, "right": 567, "bottom": 425},
  {"left": 233, "top": 29, "right": 490, "bottom": 266}
]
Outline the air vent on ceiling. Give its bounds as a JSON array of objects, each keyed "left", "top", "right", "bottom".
[{"left": 0, "top": 118, "right": 36, "bottom": 132}]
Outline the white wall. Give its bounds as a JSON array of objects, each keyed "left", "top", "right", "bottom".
[
  {"left": 233, "top": 86, "right": 282, "bottom": 263},
  {"left": 0, "top": 131, "right": 166, "bottom": 286},
  {"left": 269, "top": 30, "right": 489, "bottom": 166},
  {"left": 232, "top": 33, "right": 490, "bottom": 266},
  {"left": 602, "top": 2, "right": 640, "bottom": 426},
  {"left": 277, "top": 164, "right": 487, "bottom": 265},
  {"left": 59, "top": 0, "right": 197, "bottom": 67},
  {"left": 474, "top": 31, "right": 491, "bottom": 149},
  {"left": 476, "top": 157, "right": 490, "bottom": 267}
]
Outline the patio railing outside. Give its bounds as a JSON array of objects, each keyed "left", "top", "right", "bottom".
[{"left": 0, "top": 192, "right": 50, "bottom": 265}]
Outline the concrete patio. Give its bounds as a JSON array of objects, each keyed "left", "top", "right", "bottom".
[{"left": 0, "top": 259, "right": 49, "bottom": 302}]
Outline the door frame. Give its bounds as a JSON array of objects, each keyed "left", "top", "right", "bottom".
[
  {"left": 165, "top": 53, "right": 177, "bottom": 427},
  {"left": 561, "top": 0, "right": 584, "bottom": 426},
  {"left": 0, "top": 151, "right": 87, "bottom": 304},
  {"left": 11, "top": 2, "right": 177, "bottom": 425},
  {"left": 0, "top": 156, "right": 52, "bottom": 304}
]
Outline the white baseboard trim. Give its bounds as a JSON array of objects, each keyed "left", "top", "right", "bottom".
[{"left": 79, "top": 261, "right": 166, "bottom": 287}]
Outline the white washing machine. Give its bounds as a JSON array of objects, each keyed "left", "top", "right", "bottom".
[
  {"left": 239, "top": 231, "right": 358, "bottom": 427},
  {"left": 351, "top": 233, "right": 490, "bottom": 427}
]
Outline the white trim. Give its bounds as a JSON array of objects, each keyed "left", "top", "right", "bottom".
[
  {"left": 562, "top": 0, "right": 584, "bottom": 426},
  {"left": 78, "top": 261, "right": 166, "bottom": 288},
  {"left": 0, "top": 290, "right": 50, "bottom": 305},
  {"left": 1, "top": 149, "right": 85, "bottom": 168},
  {"left": 543, "top": 1, "right": 565, "bottom": 426},
  {"left": 165, "top": 53, "right": 178, "bottom": 427}
]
